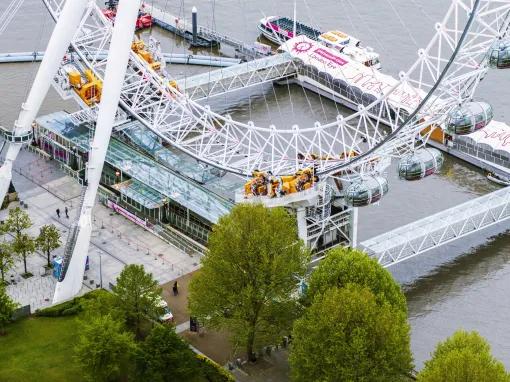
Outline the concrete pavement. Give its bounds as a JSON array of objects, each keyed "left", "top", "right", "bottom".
[{"left": 4, "top": 147, "right": 200, "bottom": 311}]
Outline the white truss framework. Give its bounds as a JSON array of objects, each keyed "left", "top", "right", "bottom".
[
  {"left": 360, "top": 187, "right": 510, "bottom": 267},
  {"left": 176, "top": 53, "right": 296, "bottom": 100},
  {"left": 42, "top": 0, "right": 510, "bottom": 178}
]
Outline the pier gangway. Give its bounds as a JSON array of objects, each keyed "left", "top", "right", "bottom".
[
  {"left": 176, "top": 52, "right": 296, "bottom": 100},
  {"left": 197, "top": 25, "right": 271, "bottom": 59},
  {"left": 360, "top": 187, "right": 510, "bottom": 267}
]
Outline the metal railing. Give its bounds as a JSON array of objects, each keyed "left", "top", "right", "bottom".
[
  {"left": 153, "top": 224, "right": 206, "bottom": 256},
  {"left": 361, "top": 187, "right": 510, "bottom": 267},
  {"left": 58, "top": 187, "right": 87, "bottom": 281},
  {"left": 198, "top": 26, "right": 269, "bottom": 60}
]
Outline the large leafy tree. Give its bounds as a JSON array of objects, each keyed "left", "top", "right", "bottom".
[
  {"left": 4, "top": 207, "right": 32, "bottom": 238},
  {"left": 36, "top": 224, "right": 61, "bottom": 268},
  {"left": 189, "top": 204, "right": 309, "bottom": 361},
  {"left": 0, "top": 242, "right": 14, "bottom": 284},
  {"left": 417, "top": 330, "right": 510, "bottom": 382},
  {"left": 0, "top": 283, "right": 18, "bottom": 335},
  {"left": 290, "top": 286, "right": 413, "bottom": 382},
  {"left": 137, "top": 324, "right": 202, "bottom": 382},
  {"left": 307, "top": 247, "right": 407, "bottom": 313},
  {"left": 4, "top": 207, "right": 34, "bottom": 275},
  {"left": 75, "top": 314, "right": 137, "bottom": 382},
  {"left": 112, "top": 264, "right": 162, "bottom": 337},
  {"left": 11, "top": 234, "right": 35, "bottom": 276}
]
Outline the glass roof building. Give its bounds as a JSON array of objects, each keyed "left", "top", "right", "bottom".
[{"left": 34, "top": 111, "right": 243, "bottom": 248}]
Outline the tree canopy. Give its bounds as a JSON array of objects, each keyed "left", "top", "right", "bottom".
[
  {"left": 112, "top": 264, "right": 162, "bottom": 337},
  {"left": 4, "top": 207, "right": 32, "bottom": 237},
  {"left": 75, "top": 314, "right": 136, "bottom": 382},
  {"left": 0, "top": 242, "right": 14, "bottom": 284},
  {"left": 5, "top": 208, "right": 34, "bottom": 276},
  {"left": 307, "top": 247, "right": 407, "bottom": 313},
  {"left": 417, "top": 330, "right": 510, "bottom": 382},
  {"left": 290, "top": 286, "right": 413, "bottom": 382},
  {"left": 137, "top": 324, "right": 202, "bottom": 382},
  {"left": 36, "top": 224, "right": 61, "bottom": 268},
  {"left": 189, "top": 203, "right": 309, "bottom": 361},
  {"left": 0, "top": 283, "right": 18, "bottom": 335},
  {"left": 11, "top": 233, "right": 35, "bottom": 276}
]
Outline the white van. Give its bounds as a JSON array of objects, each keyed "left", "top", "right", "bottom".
[{"left": 156, "top": 297, "right": 174, "bottom": 323}]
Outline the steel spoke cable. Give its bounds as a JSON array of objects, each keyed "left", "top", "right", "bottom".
[{"left": 0, "top": 0, "right": 25, "bottom": 36}]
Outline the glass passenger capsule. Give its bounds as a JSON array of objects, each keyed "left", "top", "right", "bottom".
[
  {"left": 488, "top": 38, "right": 510, "bottom": 69},
  {"left": 398, "top": 148, "right": 444, "bottom": 181},
  {"left": 445, "top": 102, "right": 493, "bottom": 135},
  {"left": 345, "top": 176, "right": 388, "bottom": 207}
]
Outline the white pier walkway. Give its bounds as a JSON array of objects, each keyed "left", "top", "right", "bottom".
[
  {"left": 360, "top": 187, "right": 510, "bottom": 267},
  {"left": 177, "top": 53, "right": 296, "bottom": 100}
]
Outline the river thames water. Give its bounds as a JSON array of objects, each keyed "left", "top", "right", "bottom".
[{"left": 1, "top": 0, "right": 509, "bottom": 369}]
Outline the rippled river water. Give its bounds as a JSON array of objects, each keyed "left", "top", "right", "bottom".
[{"left": 1, "top": 0, "right": 509, "bottom": 368}]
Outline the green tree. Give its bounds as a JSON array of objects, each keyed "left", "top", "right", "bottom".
[
  {"left": 290, "top": 286, "right": 413, "bottom": 382},
  {"left": 4, "top": 207, "right": 32, "bottom": 238},
  {"left": 0, "top": 242, "right": 14, "bottom": 284},
  {"left": 137, "top": 324, "right": 202, "bottom": 382},
  {"left": 36, "top": 224, "right": 61, "bottom": 268},
  {"left": 80, "top": 289, "right": 125, "bottom": 322},
  {"left": 5, "top": 207, "right": 34, "bottom": 276},
  {"left": 112, "top": 264, "right": 162, "bottom": 337},
  {"left": 417, "top": 330, "right": 510, "bottom": 382},
  {"left": 307, "top": 247, "right": 407, "bottom": 313},
  {"left": 11, "top": 233, "right": 35, "bottom": 275},
  {"left": 0, "top": 283, "right": 18, "bottom": 335},
  {"left": 75, "top": 314, "right": 136, "bottom": 382},
  {"left": 189, "top": 204, "right": 309, "bottom": 361}
]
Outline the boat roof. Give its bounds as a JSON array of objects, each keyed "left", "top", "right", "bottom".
[
  {"left": 319, "top": 30, "right": 351, "bottom": 45},
  {"left": 280, "top": 36, "right": 425, "bottom": 113},
  {"left": 342, "top": 45, "right": 379, "bottom": 60},
  {"left": 461, "top": 120, "right": 510, "bottom": 157},
  {"left": 262, "top": 16, "right": 322, "bottom": 40}
]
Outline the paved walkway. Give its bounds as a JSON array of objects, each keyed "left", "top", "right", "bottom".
[{"left": 4, "top": 148, "right": 200, "bottom": 311}]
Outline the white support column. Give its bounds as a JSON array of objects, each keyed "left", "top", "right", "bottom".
[
  {"left": 296, "top": 207, "right": 308, "bottom": 246},
  {"left": 0, "top": 0, "right": 89, "bottom": 202},
  {"left": 350, "top": 207, "right": 358, "bottom": 248},
  {"left": 54, "top": 0, "right": 142, "bottom": 303}
]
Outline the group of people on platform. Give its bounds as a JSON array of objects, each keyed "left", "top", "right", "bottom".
[{"left": 244, "top": 167, "right": 317, "bottom": 198}]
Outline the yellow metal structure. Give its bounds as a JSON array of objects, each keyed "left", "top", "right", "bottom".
[
  {"left": 67, "top": 69, "right": 102, "bottom": 106},
  {"left": 131, "top": 39, "right": 161, "bottom": 72},
  {"left": 168, "top": 80, "right": 180, "bottom": 93},
  {"left": 421, "top": 124, "right": 445, "bottom": 144},
  {"left": 244, "top": 168, "right": 316, "bottom": 198}
]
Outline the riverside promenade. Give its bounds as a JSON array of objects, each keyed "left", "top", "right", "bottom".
[{"left": 3, "top": 148, "right": 200, "bottom": 311}]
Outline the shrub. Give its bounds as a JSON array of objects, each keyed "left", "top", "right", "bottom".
[
  {"left": 196, "top": 354, "right": 235, "bottom": 382},
  {"left": 35, "top": 289, "right": 107, "bottom": 317}
]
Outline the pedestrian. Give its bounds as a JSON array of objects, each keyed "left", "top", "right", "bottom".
[
  {"left": 172, "top": 281, "right": 178, "bottom": 296},
  {"left": 56, "top": 208, "right": 60, "bottom": 218},
  {"left": 65, "top": 206, "right": 69, "bottom": 219}
]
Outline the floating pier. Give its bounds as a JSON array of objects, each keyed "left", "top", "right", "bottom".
[
  {"left": 146, "top": 4, "right": 220, "bottom": 48},
  {"left": 144, "top": 4, "right": 271, "bottom": 59}
]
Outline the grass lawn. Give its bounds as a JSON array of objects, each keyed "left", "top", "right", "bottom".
[{"left": 0, "top": 316, "right": 85, "bottom": 382}]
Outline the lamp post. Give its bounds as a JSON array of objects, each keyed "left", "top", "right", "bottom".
[{"left": 99, "top": 251, "right": 103, "bottom": 289}]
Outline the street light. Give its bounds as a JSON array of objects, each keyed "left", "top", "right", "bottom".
[{"left": 98, "top": 251, "right": 103, "bottom": 289}]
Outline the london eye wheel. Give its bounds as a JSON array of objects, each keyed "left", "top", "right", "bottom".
[
  {"left": 41, "top": 0, "right": 510, "bottom": 187},
  {"left": 1, "top": 0, "right": 509, "bottom": 301}
]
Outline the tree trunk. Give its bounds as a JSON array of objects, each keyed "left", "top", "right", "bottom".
[
  {"left": 22, "top": 253, "right": 27, "bottom": 274},
  {"left": 247, "top": 327, "right": 256, "bottom": 362},
  {"left": 47, "top": 249, "right": 51, "bottom": 268},
  {"left": 0, "top": 266, "right": 4, "bottom": 283}
]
